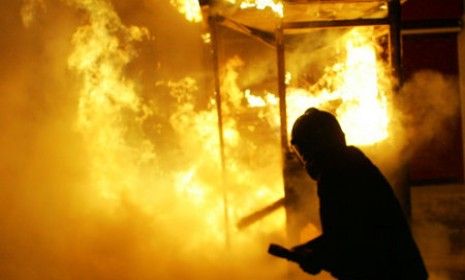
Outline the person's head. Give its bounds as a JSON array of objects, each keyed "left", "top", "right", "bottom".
[{"left": 291, "top": 108, "right": 346, "bottom": 179}]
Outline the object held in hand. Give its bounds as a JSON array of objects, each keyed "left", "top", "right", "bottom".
[
  {"left": 269, "top": 243, "right": 322, "bottom": 275},
  {"left": 268, "top": 243, "right": 298, "bottom": 262}
]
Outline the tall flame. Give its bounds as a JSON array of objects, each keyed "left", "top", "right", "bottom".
[
  {"left": 68, "top": 0, "right": 154, "bottom": 204},
  {"left": 287, "top": 28, "right": 391, "bottom": 146},
  {"left": 67, "top": 0, "right": 285, "bottom": 261},
  {"left": 67, "top": 0, "right": 233, "bottom": 249},
  {"left": 5, "top": 0, "right": 401, "bottom": 279},
  {"left": 240, "top": 27, "right": 393, "bottom": 147}
]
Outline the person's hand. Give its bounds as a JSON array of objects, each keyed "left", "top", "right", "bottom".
[{"left": 291, "top": 245, "right": 322, "bottom": 275}]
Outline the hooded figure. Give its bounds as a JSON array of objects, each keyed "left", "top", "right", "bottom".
[{"left": 290, "top": 108, "right": 428, "bottom": 280}]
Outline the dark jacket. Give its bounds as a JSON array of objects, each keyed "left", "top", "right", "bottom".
[{"left": 303, "top": 146, "right": 428, "bottom": 280}]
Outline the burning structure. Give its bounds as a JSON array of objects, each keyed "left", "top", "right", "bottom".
[
  {"left": 197, "top": 0, "right": 407, "bottom": 247},
  {"left": 1, "top": 0, "right": 463, "bottom": 279}
]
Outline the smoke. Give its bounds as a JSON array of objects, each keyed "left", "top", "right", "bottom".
[
  {"left": 0, "top": 1, "right": 288, "bottom": 279},
  {"left": 395, "top": 70, "right": 460, "bottom": 159},
  {"left": 20, "top": 0, "right": 46, "bottom": 27},
  {"left": 395, "top": 71, "right": 461, "bottom": 280}
]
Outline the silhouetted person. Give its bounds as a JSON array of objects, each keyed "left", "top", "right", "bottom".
[{"left": 290, "top": 108, "right": 428, "bottom": 279}]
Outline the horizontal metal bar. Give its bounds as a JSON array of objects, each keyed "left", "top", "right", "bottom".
[
  {"left": 283, "top": 17, "right": 389, "bottom": 29},
  {"left": 215, "top": 16, "right": 276, "bottom": 47},
  {"left": 402, "top": 27, "right": 462, "bottom": 35}
]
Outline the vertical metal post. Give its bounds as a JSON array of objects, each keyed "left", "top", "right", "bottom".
[
  {"left": 389, "top": 0, "right": 403, "bottom": 85},
  {"left": 388, "top": 0, "right": 410, "bottom": 216},
  {"left": 276, "top": 23, "right": 297, "bottom": 245},
  {"left": 276, "top": 24, "right": 289, "bottom": 156},
  {"left": 459, "top": 17, "right": 465, "bottom": 183},
  {"left": 209, "top": 15, "right": 231, "bottom": 248}
]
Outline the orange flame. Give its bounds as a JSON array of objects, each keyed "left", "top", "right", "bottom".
[
  {"left": 241, "top": 27, "right": 393, "bottom": 147},
  {"left": 65, "top": 1, "right": 390, "bottom": 277},
  {"left": 9, "top": 1, "right": 401, "bottom": 279},
  {"left": 170, "top": 0, "right": 203, "bottom": 23},
  {"left": 287, "top": 28, "right": 391, "bottom": 146},
  {"left": 68, "top": 0, "right": 153, "bottom": 204},
  {"left": 238, "top": 0, "right": 284, "bottom": 17},
  {"left": 171, "top": 0, "right": 284, "bottom": 21}
]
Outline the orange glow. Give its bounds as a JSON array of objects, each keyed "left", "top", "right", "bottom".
[
  {"left": 287, "top": 28, "right": 391, "bottom": 146},
  {"left": 69, "top": 0, "right": 286, "bottom": 257},
  {"left": 170, "top": 0, "right": 203, "bottom": 23},
  {"left": 239, "top": 0, "right": 284, "bottom": 17},
  {"left": 5, "top": 1, "right": 400, "bottom": 279},
  {"left": 219, "top": 58, "right": 286, "bottom": 232},
  {"left": 242, "top": 27, "right": 393, "bottom": 146},
  {"left": 68, "top": 0, "right": 152, "bottom": 204}
]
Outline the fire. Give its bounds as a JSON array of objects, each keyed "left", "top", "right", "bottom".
[
  {"left": 10, "top": 0, "right": 394, "bottom": 278},
  {"left": 83, "top": 0, "right": 389, "bottom": 266},
  {"left": 287, "top": 27, "right": 391, "bottom": 146},
  {"left": 170, "top": 0, "right": 203, "bottom": 23},
  {"left": 208, "top": 26, "right": 393, "bottom": 246},
  {"left": 67, "top": 0, "right": 232, "bottom": 247},
  {"left": 238, "top": 0, "right": 284, "bottom": 17},
  {"left": 170, "top": 0, "right": 390, "bottom": 147},
  {"left": 68, "top": 0, "right": 153, "bottom": 203},
  {"left": 68, "top": 0, "right": 286, "bottom": 252},
  {"left": 171, "top": 0, "right": 284, "bottom": 21},
  {"left": 241, "top": 27, "right": 392, "bottom": 146},
  {"left": 218, "top": 58, "right": 286, "bottom": 232}
]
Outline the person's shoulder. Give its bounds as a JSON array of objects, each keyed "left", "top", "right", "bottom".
[
  {"left": 345, "top": 146, "right": 389, "bottom": 182},
  {"left": 345, "top": 146, "right": 370, "bottom": 163},
  {"left": 346, "top": 145, "right": 364, "bottom": 155},
  {"left": 344, "top": 146, "right": 380, "bottom": 174}
]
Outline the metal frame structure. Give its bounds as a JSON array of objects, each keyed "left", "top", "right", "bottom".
[{"left": 200, "top": 0, "right": 404, "bottom": 245}]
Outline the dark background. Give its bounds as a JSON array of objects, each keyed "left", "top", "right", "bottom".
[{"left": 401, "top": 0, "right": 464, "bottom": 184}]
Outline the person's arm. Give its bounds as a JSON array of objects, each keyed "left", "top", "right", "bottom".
[
  {"left": 292, "top": 234, "right": 325, "bottom": 252},
  {"left": 291, "top": 235, "right": 327, "bottom": 274}
]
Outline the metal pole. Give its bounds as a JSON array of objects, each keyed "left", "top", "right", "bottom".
[
  {"left": 276, "top": 23, "right": 299, "bottom": 246},
  {"left": 389, "top": 0, "right": 403, "bottom": 85},
  {"left": 276, "top": 24, "right": 288, "bottom": 155},
  {"left": 284, "top": 18, "right": 390, "bottom": 29},
  {"left": 388, "top": 0, "right": 410, "bottom": 217},
  {"left": 209, "top": 15, "right": 231, "bottom": 248}
]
